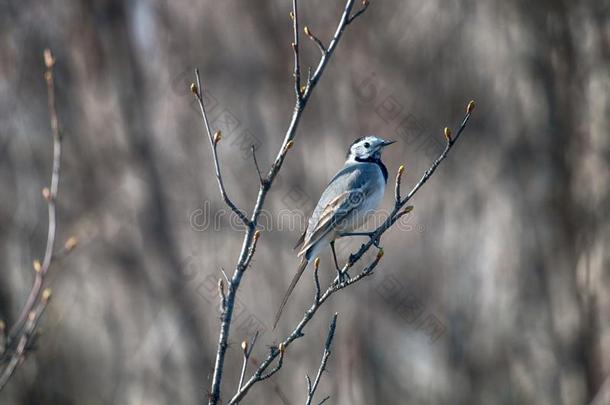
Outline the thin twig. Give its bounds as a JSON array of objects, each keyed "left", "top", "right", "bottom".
[
  {"left": 250, "top": 357, "right": 292, "bottom": 405},
  {"left": 9, "top": 50, "right": 62, "bottom": 338},
  {"left": 251, "top": 145, "right": 266, "bottom": 185},
  {"left": 192, "top": 70, "right": 251, "bottom": 227},
  {"left": 313, "top": 258, "right": 321, "bottom": 304},
  {"left": 304, "top": 26, "right": 327, "bottom": 56},
  {"left": 305, "top": 314, "right": 338, "bottom": 405},
  {"left": 220, "top": 268, "right": 230, "bottom": 284},
  {"left": 259, "top": 344, "right": 285, "bottom": 381},
  {"left": 317, "top": 396, "right": 331, "bottom": 405},
  {"left": 236, "top": 331, "right": 259, "bottom": 397},
  {"left": 394, "top": 165, "right": 405, "bottom": 205},
  {"left": 292, "top": 0, "right": 302, "bottom": 101},
  {"left": 0, "top": 49, "right": 69, "bottom": 392}
]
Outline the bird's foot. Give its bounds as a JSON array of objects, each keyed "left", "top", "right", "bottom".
[{"left": 335, "top": 269, "right": 349, "bottom": 285}]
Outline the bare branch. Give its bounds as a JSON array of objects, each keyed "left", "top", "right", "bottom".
[
  {"left": 205, "top": 1, "right": 370, "bottom": 403},
  {"left": 305, "top": 314, "right": 338, "bottom": 405},
  {"left": 313, "top": 257, "right": 321, "bottom": 304},
  {"left": 229, "top": 252, "right": 383, "bottom": 404},
  {"left": 1, "top": 289, "right": 52, "bottom": 390},
  {"left": 237, "top": 331, "right": 259, "bottom": 396},
  {"left": 259, "top": 344, "right": 285, "bottom": 381},
  {"left": 220, "top": 267, "right": 230, "bottom": 284},
  {"left": 251, "top": 145, "right": 266, "bottom": 185},
  {"left": 1, "top": 49, "right": 70, "bottom": 392},
  {"left": 317, "top": 396, "right": 331, "bottom": 405},
  {"left": 292, "top": 0, "right": 302, "bottom": 101},
  {"left": 192, "top": 70, "right": 251, "bottom": 227}
]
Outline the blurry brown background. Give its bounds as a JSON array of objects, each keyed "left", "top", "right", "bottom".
[{"left": 1, "top": 0, "right": 609, "bottom": 404}]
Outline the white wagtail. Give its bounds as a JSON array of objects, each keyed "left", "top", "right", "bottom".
[{"left": 273, "top": 136, "right": 395, "bottom": 328}]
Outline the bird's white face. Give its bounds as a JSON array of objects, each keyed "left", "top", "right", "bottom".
[{"left": 347, "top": 136, "right": 395, "bottom": 161}]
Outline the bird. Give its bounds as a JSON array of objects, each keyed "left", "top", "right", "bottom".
[{"left": 273, "top": 135, "right": 395, "bottom": 329}]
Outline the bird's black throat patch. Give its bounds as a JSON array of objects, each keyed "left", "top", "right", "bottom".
[{"left": 355, "top": 156, "right": 388, "bottom": 183}]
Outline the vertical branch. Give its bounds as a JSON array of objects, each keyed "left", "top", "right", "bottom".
[
  {"left": 204, "top": 1, "right": 371, "bottom": 403},
  {"left": 0, "top": 49, "right": 76, "bottom": 392},
  {"left": 9, "top": 50, "right": 62, "bottom": 337},
  {"left": 394, "top": 164, "right": 405, "bottom": 205},
  {"left": 313, "top": 257, "right": 322, "bottom": 303},
  {"left": 291, "top": 0, "right": 302, "bottom": 101},
  {"left": 236, "top": 331, "right": 259, "bottom": 399},
  {"left": 305, "top": 314, "right": 338, "bottom": 405}
]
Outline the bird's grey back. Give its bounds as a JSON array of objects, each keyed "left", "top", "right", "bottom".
[{"left": 306, "top": 161, "right": 381, "bottom": 240}]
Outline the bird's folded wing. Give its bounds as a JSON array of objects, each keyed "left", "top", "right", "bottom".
[{"left": 297, "top": 188, "right": 365, "bottom": 257}]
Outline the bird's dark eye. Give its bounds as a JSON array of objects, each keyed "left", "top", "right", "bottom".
[{"left": 364, "top": 142, "right": 370, "bottom": 148}]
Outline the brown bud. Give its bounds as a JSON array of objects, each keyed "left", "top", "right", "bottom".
[
  {"left": 33, "top": 260, "right": 42, "bottom": 273},
  {"left": 218, "top": 278, "right": 225, "bottom": 295},
  {"left": 314, "top": 257, "right": 320, "bottom": 269},
  {"left": 28, "top": 311, "right": 36, "bottom": 322},
  {"left": 300, "top": 85, "right": 307, "bottom": 94},
  {"left": 467, "top": 100, "right": 475, "bottom": 113},
  {"left": 213, "top": 130, "right": 222, "bottom": 145},
  {"left": 42, "top": 288, "right": 52, "bottom": 301},
  {"left": 403, "top": 205, "right": 414, "bottom": 214},
  {"left": 362, "top": 0, "right": 370, "bottom": 6},
  {"left": 241, "top": 340, "right": 248, "bottom": 353},
  {"left": 278, "top": 342, "right": 285, "bottom": 354},
  {"left": 304, "top": 26, "right": 311, "bottom": 36},
  {"left": 444, "top": 127, "right": 452, "bottom": 142},
  {"left": 284, "top": 140, "right": 294, "bottom": 153},
  {"left": 42, "top": 187, "right": 51, "bottom": 201},
  {"left": 398, "top": 165, "right": 405, "bottom": 176},
  {"left": 289, "top": 11, "right": 294, "bottom": 20},
  {"left": 376, "top": 248, "right": 384, "bottom": 259},
  {"left": 253, "top": 230, "right": 261, "bottom": 242},
  {"left": 190, "top": 83, "right": 198, "bottom": 95},
  {"left": 64, "top": 236, "right": 77, "bottom": 251},
  {"left": 43, "top": 49, "right": 55, "bottom": 68}
]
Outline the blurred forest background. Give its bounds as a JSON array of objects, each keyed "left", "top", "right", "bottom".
[{"left": 1, "top": 0, "right": 609, "bottom": 404}]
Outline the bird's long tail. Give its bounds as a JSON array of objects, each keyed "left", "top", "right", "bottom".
[{"left": 273, "top": 257, "right": 308, "bottom": 330}]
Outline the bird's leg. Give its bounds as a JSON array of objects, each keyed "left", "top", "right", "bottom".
[
  {"left": 339, "top": 231, "right": 381, "bottom": 248},
  {"left": 330, "top": 241, "right": 347, "bottom": 284}
]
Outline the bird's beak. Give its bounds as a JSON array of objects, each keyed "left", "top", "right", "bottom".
[{"left": 381, "top": 140, "right": 396, "bottom": 147}]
